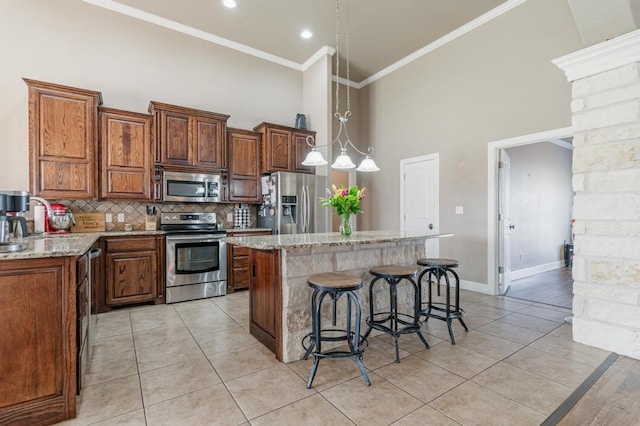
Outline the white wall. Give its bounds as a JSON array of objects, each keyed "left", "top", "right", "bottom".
[
  {"left": 0, "top": 0, "right": 303, "bottom": 191},
  {"left": 357, "top": 0, "right": 584, "bottom": 286},
  {"left": 506, "top": 142, "right": 573, "bottom": 271}
]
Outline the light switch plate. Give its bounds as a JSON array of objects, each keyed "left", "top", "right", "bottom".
[
  {"left": 105, "top": 213, "right": 112, "bottom": 223},
  {"left": 227, "top": 212, "right": 233, "bottom": 222},
  {"left": 455, "top": 206, "right": 464, "bottom": 215},
  {"left": 117, "top": 213, "right": 125, "bottom": 222}
]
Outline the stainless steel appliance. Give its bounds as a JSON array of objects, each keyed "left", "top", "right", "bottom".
[
  {"left": 258, "top": 172, "right": 328, "bottom": 234},
  {"left": 162, "top": 170, "right": 222, "bottom": 203},
  {"left": 0, "top": 191, "right": 30, "bottom": 252},
  {"left": 161, "top": 212, "right": 227, "bottom": 303}
]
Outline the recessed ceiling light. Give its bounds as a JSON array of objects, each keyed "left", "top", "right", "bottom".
[
  {"left": 300, "top": 30, "right": 313, "bottom": 39},
  {"left": 222, "top": 0, "right": 237, "bottom": 8}
]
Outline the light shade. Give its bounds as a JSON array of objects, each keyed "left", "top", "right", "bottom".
[
  {"left": 332, "top": 149, "right": 356, "bottom": 170},
  {"left": 301, "top": 148, "right": 328, "bottom": 166},
  {"left": 356, "top": 156, "right": 380, "bottom": 172}
]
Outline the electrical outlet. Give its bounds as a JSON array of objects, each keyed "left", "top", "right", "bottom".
[
  {"left": 105, "top": 213, "right": 112, "bottom": 223},
  {"left": 455, "top": 206, "right": 464, "bottom": 215},
  {"left": 227, "top": 212, "right": 233, "bottom": 222},
  {"left": 117, "top": 213, "right": 125, "bottom": 223}
]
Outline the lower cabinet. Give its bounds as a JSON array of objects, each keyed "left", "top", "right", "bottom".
[
  {"left": 249, "top": 248, "right": 282, "bottom": 360},
  {"left": 227, "top": 230, "right": 272, "bottom": 293},
  {"left": 0, "top": 256, "right": 76, "bottom": 425},
  {"left": 104, "top": 235, "right": 164, "bottom": 308}
]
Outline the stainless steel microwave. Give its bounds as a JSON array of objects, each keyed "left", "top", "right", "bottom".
[{"left": 162, "top": 171, "right": 221, "bottom": 203}]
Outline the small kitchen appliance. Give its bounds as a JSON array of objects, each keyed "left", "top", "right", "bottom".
[
  {"left": 0, "top": 190, "right": 30, "bottom": 252},
  {"left": 45, "top": 203, "right": 75, "bottom": 234}
]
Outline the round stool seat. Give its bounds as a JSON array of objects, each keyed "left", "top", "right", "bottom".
[
  {"left": 417, "top": 258, "right": 460, "bottom": 268},
  {"left": 370, "top": 265, "right": 416, "bottom": 279},
  {"left": 308, "top": 273, "right": 363, "bottom": 292}
]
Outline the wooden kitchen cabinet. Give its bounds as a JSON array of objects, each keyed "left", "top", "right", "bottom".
[
  {"left": 227, "top": 128, "right": 261, "bottom": 203},
  {"left": 0, "top": 256, "right": 77, "bottom": 425},
  {"left": 24, "top": 79, "right": 103, "bottom": 199},
  {"left": 99, "top": 107, "right": 153, "bottom": 200},
  {"left": 104, "top": 235, "right": 164, "bottom": 308},
  {"left": 249, "top": 248, "right": 282, "bottom": 360},
  {"left": 149, "top": 101, "right": 229, "bottom": 171},
  {"left": 226, "top": 230, "right": 272, "bottom": 293},
  {"left": 254, "top": 122, "right": 316, "bottom": 175}
]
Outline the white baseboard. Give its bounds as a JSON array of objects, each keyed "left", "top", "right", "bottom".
[
  {"left": 511, "top": 260, "right": 564, "bottom": 281},
  {"left": 460, "top": 279, "right": 494, "bottom": 295}
]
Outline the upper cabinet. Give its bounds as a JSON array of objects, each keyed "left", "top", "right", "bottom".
[
  {"left": 227, "top": 128, "right": 261, "bottom": 203},
  {"left": 25, "top": 79, "right": 102, "bottom": 199},
  {"left": 149, "top": 102, "right": 229, "bottom": 172},
  {"left": 99, "top": 108, "right": 153, "bottom": 201},
  {"left": 254, "top": 122, "right": 315, "bottom": 175}
]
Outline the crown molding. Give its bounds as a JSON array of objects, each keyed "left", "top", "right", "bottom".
[
  {"left": 553, "top": 29, "right": 640, "bottom": 81},
  {"left": 82, "top": 0, "right": 302, "bottom": 71},
  {"left": 302, "top": 46, "right": 336, "bottom": 71},
  {"left": 84, "top": 0, "right": 528, "bottom": 88},
  {"left": 358, "top": 0, "right": 528, "bottom": 87}
]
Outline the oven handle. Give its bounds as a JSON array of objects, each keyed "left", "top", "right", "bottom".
[{"left": 166, "top": 234, "right": 226, "bottom": 242}]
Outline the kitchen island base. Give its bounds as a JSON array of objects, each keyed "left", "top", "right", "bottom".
[{"left": 226, "top": 231, "right": 450, "bottom": 363}]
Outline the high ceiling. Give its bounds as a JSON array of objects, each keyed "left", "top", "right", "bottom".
[{"left": 87, "top": 0, "right": 507, "bottom": 83}]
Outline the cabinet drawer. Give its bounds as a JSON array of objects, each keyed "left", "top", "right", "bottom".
[
  {"left": 233, "top": 246, "right": 251, "bottom": 257},
  {"left": 232, "top": 267, "right": 251, "bottom": 287},
  {"left": 106, "top": 237, "right": 156, "bottom": 252},
  {"left": 77, "top": 252, "right": 89, "bottom": 284},
  {"left": 234, "top": 257, "right": 250, "bottom": 268}
]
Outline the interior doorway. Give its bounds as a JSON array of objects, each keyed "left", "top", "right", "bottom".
[
  {"left": 400, "top": 153, "right": 439, "bottom": 257},
  {"left": 487, "top": 127, "right": 574, "bottom": 301}
]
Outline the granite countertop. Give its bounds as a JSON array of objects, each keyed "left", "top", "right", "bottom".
[
  {"left": 224, "top": 230, "right": 453, "bottom": 250},
  {"left": 0, "top": 229, "right": 166, "bottom": 260}
]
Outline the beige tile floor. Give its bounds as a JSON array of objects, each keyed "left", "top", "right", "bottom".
[{"left": 61, "top": 290, "right": 611, "bottom": 426}]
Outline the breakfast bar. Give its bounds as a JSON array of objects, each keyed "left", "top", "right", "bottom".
[{"left": 225, "top": 230, "right": 452, "bottom": 363}]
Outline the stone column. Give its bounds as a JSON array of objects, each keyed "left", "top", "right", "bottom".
[{"left": 554, "top": 30, "right": 640, "bottom": 359}]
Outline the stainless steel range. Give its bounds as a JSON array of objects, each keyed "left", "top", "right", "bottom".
[{"left": 161, "top": 212, "right": 227, "bottom": 303}]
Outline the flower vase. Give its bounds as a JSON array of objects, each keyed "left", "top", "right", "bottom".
[{"left": 339, "top": 214, "right": 352, "bottom": 236}]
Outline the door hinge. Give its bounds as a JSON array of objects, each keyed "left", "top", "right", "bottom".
[
  {"left": 498, "top": 161, "right": 504, "bottom": 169},
  {"left": 498, "top": 266, "right": 504, "bottom": 273},
  {"left": 498, "top": 213, "right": 502, "bottom": 221}
]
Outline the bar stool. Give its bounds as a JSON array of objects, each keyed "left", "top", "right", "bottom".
[
  {"left": 302, "top": 272, "right": 371, "bottom": 389},
  {"left": 363, "top": 265, "right": 429, "bottom": 363},
  {"left": 417, "top": 258, "right": 468, "bottom": 344}
]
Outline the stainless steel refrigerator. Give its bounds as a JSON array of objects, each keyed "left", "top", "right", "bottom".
[{"left": 257, "top": 172, "right": 328, "bottom": 234}]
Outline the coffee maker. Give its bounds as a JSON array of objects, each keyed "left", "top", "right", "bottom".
[{"left": 0, "top": 190, "right": 30, "bottom": 253}]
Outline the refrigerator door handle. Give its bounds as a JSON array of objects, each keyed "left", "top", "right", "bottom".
[
  {"left": 302, "top": 185, "right": 308, "bottom": 233},
  {"left": 306, "top": 184, "right": 311, "bottom": 233}
]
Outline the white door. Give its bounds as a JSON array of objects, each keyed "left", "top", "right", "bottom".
[
  {"left": 498, "top": 149, "right": 513, "bottom": 295},
  {"left": 400, "top": 154, "right": 439, "bottom": 257}
]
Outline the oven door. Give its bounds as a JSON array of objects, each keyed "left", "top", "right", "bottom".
[{"left": 165, "top": 234, "right": 227, "bottom": 288}]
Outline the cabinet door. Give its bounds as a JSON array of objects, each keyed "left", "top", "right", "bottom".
[
  {"left": 105, "top": 250, "right": 157, "bottom": 306},
  {"left": 160, "top": 110, "right": 191, "bottom": 167},
  {"left": 0, "top": 257, "right": 75, "bottom": 423},
  {"left": 25, "top": 79, "right": 101, "bottom": 199},
  {"left": 250, "top": 249, "right": 281, "bottom": 359},
  {"left": 292, "top": 131, "right": 316, "bottom": 174},
  {"left": 100, "top": 108, "right": 152, "bottom": 200},
  {"left": 264, "top": 128, "right": 291, "bottom": 172},
  {"left": 228, "top": 130, "right": 261, "bottom": 202},
  {"left": 193, "top": 116, "right": 225, "bottom": 170}
]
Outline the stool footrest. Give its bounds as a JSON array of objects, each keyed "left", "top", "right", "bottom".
[{"left": 421, "top": 304, "right": 466, "bottom": 319}]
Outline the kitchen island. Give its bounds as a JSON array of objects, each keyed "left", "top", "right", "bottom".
[{"left": 225, "top": 230, "right": 452, "bottom": 363}]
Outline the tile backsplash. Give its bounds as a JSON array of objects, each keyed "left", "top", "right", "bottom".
[{"left": 52, "top": 200, "right": 257, "bottom": 231}]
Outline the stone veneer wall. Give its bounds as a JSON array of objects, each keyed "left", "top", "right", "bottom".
[
  {"left": 281, "top": 240, "right": 427, "bottom": 363},
  {"left": 53, "top": 200, "right": 257, "bottom": 232},
  {"left": 570, "top": 62, "right": 640, "bottom": 359}
]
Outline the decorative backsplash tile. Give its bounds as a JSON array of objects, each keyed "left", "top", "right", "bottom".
[{"left": 53, "top": 200, "right": 257, "bottom": 231}]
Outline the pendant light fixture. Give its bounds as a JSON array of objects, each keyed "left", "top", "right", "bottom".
[{"left": 301, "top": 0, "right": 379, "bottom": 172}]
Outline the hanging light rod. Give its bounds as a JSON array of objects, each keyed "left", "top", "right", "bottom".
[{"left": 301, "top": 0, "right": 379, "bottom": 173}]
